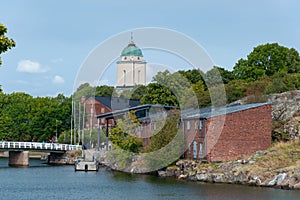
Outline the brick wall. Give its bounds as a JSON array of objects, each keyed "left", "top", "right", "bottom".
[
  {"left": 207, "top": 104, "right": 272, "bottom": 162},
  {"left": 84, "top": 98, "right": 115, "bottom": 129},
  {"left": 184, "top": 119, "right": 206, "bottom": 159},
  {"left": 184, "top": 104, "right": 272, "bottom": 162}
]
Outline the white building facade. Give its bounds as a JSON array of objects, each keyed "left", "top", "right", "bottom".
[{"left": 116, "top": 40, "right": 146, "bottom": 89}]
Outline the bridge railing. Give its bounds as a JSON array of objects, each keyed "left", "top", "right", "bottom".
[{"left": 0, "top": 141, "right": 82, "bottom": 151}]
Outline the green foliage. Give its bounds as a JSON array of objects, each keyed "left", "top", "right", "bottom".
[
  {"left": 245, "top": 78, "right": 271, "bottom": 103},
  {"left": 225, "top": 80, "right": 249, "bottom": 103},
  {"left": 129, "top": 85, "right": 147, "bottom": 100},
  {"left": 73, "top": 83, "right": 95, "bottom": 100},
  {"left": 178, "top": 69, "right": 205, "bottom": 84},
  {"left": 0, "top": 24, "right": 16, "bottom": 65},
  {"left": 205, "top": 66, "right": 234, "bottom": 86},
  {"left": 233, "top": 43, "right": 300, "bottom": 81},
  {"left": 0, "top": 92, "right": 71, "bottom": 142},
  {"left": 140, "top": 83, "right": 179, "bottom": 106},
  {"left": 265, "top": 72, "right": 300, "bottom": 94},
  {"left": 272, "top": 131, "right": 288, "bottom": 142},
  {"left": 58, "top": 129, "right": 106, "bottom": 146},
  {"left": 109, "top": 111, "right": 143, "bottom": 153},
  {"left": 144, "top": 110, "right": 181, "bottom": 152},
  {"left": 95, "top": 85, "right": 116, "bottom": 97},
  {"left": 118, "top": 85, "right": 147, "bottom": 100},
  {"left": 142, "top": 70, "right": 199, "bottom": 108},
  {"left": 143, "top": 110, "right": 184, "bottom": 171}
]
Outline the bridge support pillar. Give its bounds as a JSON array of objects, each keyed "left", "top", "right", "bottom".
[
  {"left": 9, "top": 151, "right": 29, "bottom": 166},
  {"left": 48, "top": 152, "right": 67, "bottom": 165}
]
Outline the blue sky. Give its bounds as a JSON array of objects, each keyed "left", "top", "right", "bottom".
[{"left": 1, "top": 0, "right": 300, "bottom": 97}]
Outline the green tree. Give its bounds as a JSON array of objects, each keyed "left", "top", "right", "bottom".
[
  {"left": 140, "top": 83, "right": 179, "bottom": 106},
  {"left": 246, "top": 78, "right": 272, "bottom": 103},
  {"left": 145, "top": 70, "right": 197, "bottom": 108},
  {"left": 144, "top": 110, "right": 181, "bottom": 152},
  {"left": 109, "top": 111, "right": 143, "bottom": 153},
  {"left": 178, "top": 69, "right": 205, "bottom": 84},
  {"left": 95, "top": 85, "right": 116, "bottom": 97},
  {"left": 0, "top": 92, "right": 71, "bottom": 142},
  {"left": 0, "top": 24, "right": 16, "bottom": 65},
  {"left": 73, "top": 83, "right": 95, "bottom": 100},
  {"left": 205, "top": 66, "right": 234, "bottom": 86},
  {"left": 143, "top": 110, "right": 184, "bottom": 171},
  {"left": 225, "top": 80, "right": 249, "bottom": 103},
  {"left": 233, "top": 43, "right": 300, "bottom": 81},
  {"left": 265, "top": 71, "right": 300, "bottom": 94},
  {"left": 130, "top": 85, "right": 147, "bottom": 99}
]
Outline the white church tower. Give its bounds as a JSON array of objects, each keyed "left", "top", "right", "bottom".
[{"left": 116, "top": 34, "right": 146, "bottom": 90}]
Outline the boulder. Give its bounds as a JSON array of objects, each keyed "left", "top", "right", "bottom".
[
  {"left": 196, "top": 173, "right": 208, "bottom": 181},
  {"left": 268, "top": 173, "right": 287, "bottom": 186}
]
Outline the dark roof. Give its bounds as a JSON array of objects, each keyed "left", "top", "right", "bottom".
[
  {"left": 182, "top": 102, "right": 271, "bottom": 120},
  {"left": 96, "top": 104, "right": 179, "bottom": 119},
  {"left": 94, "top": 96, "right": 140, "bottom": 111}
]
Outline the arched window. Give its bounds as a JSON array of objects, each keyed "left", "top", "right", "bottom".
[
  {"left": 138, "top": 70, "right": 141, "bottom": 84},
  {"left": 123, "top": 70, "right": 126, "bottom": 86}
]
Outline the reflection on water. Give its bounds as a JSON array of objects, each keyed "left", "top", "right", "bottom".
[{"left": 0, "top": 157, "right": 299, "bottom": 200}]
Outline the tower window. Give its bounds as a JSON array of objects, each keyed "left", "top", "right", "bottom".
[
  {"left": 137, "top": 57, "right": 140, "bottom": 60},
  {"left": 123, "top": 70, "right": 126, "bottom": 86},
  {"left": 138, "top": 70, "right": 140, "bottom": 83},
  {"left": 124, "top": 57, "right": 127, "bottom": 60}
]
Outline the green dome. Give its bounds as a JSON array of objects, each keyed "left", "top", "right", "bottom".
[{"left": 121, "top": 42, "right": 143, "bottom": 57}]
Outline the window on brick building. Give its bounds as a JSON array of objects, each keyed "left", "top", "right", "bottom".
[
  {"left": 101, "top": 108, "right": 105, "bottom": 113},
  {"left": 199, "top": 143, "right": 203, "bottom": 155},
  {"left": 199, "top": 120, "right": 203, "bottom": 130},
  {"left": 153, "top": 122, "right": 156, "bottom": 130},
  {"left": 194, "top": 121, "right": 198, "bottom": 130},
  {"left": 193, "top": 141, "right": 198, "bottom": 159},
  {"left": 187, "top": 121, "right": 190, "bottom": 130}
]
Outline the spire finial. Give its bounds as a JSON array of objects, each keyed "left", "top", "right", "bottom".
[{"left": 130, "top": 32, "right": 133, "bottom": 42}]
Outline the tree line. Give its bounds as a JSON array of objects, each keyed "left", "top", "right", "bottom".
[{"left": 0, "top": 93, "right": 71, "bottom": 142}]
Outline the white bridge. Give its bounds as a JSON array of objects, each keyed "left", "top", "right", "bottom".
[
  {"left": 0, "top": 141, "right": 82, "bottom": 152},
  {"left": 0, "top": 141, "right": 82, "bottom": 166}
]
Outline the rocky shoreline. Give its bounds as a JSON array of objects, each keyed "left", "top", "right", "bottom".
[{"left": 158, "top": 150, "right": 300, "bottom": 190}]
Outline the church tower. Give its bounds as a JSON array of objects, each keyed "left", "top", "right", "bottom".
[{"left": 116, "top": 35, "right": 146, "bottom": 90}]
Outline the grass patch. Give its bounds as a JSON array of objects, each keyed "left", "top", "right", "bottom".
[{"left": 244, "top": 140, "right": 300, "bottom": 176}]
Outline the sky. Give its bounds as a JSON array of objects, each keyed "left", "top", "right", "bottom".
[{"left": 1, "top": 0, "right": 300, "bottom": 97}]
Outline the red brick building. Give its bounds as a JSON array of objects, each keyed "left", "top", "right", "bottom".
[
  {"left": 96, "top": 104, "right": 178, "bottom": 146},
  {"left": 182, "top": 102, "right": 272, "bottom": 162},
  {"left": 83, "top": 96, "right": 140, "bottom": 129},
  {"left": 96, "top": 102, "right": 272, "bottom": 162}
]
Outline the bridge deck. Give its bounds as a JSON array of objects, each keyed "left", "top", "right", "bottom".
[{"left": 0, "top": 141, "right": 82, "bottom": 152}]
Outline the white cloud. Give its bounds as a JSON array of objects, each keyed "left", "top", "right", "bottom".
[
  {"left": 53, "top": 75, "right": 65, "bottom": 84},
  {"left": 17, "top": 60, "right": 48, "bottom": 73}
]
